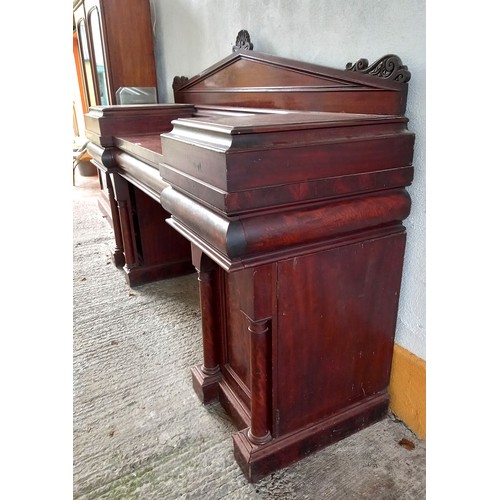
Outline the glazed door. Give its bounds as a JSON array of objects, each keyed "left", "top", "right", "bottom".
[{"left": 86, "top": 3, "right": 111, "bottom": 105}]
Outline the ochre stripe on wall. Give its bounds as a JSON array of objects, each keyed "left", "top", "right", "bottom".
[{"left": 389, "top": 343, "right": 426, "bottom": 439}]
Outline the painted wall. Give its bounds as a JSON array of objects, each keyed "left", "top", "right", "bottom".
[{"left": 149, "top": 0, "right": 426, "bottom": 360}]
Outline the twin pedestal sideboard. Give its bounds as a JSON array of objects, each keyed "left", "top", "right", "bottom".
[{"left": 84, "top": 49, "right": 414, "bottom": 482}]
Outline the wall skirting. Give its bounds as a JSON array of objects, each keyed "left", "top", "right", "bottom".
[{"left": 389, "top": 343, "right": 426, "bottom": 439}]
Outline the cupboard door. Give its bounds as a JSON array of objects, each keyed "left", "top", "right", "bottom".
[{"left": 275, "top": 233, "right": 406, "bottom": 436}]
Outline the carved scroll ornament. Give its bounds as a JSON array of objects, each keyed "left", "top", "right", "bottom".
[
  {"left": 346, "top": 54, "right": 411, "bottom": 83},
  {"left": 232, "top": 30, "right": 253, "bottom": 52}
]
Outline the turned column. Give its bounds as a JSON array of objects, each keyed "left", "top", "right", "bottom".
[
  {"left": 190, "top": 246, "right": 222, "bottom": 403},
  {"left": 104, "top": 171, "right": 125, "bottom": 267},
  {"left": 92, "top": 144, "right": 125, "bottom": 268},
  {"left": 246, "top": 316, "right": 272, "bottom": 445},
  {"left": 197, "top": 266, "right": 221, "bottom": 377},
  {"left": 110, "top": 174, "right": 138, "bottom": 272}
]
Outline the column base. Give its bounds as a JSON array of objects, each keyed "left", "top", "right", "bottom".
[
  {"left": 232, "top": 392, "right": 389, "bottom": 483},
  {"left": 111, "top": 247, "right": 125, "bottom": 268},
  {"left": 191, "top": 364, "right": 221, "bottom": 404}
]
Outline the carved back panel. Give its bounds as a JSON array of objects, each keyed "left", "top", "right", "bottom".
[{"left": 173, "top": 50, "right": 410, "bottom": 115}]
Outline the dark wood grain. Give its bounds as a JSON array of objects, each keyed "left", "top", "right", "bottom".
[
  {"left": 174, "top": 50, "right": 409, "bottom": 115},
  {"left": 274, "top": 233, "right": 406, "bottom": 436},
  {"left": 85, "top": 104, "right": 195, "bottom": 146}
]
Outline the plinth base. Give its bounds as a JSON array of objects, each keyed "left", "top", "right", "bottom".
[
  {"left": 191, "top": 364, "right": 221, "bottom": 404},
  {"left": 124, "top": 260, "right": 194, "bottom": 287},
  {"left": 232, "top": 393, "right": 389, "bottom": 483}
]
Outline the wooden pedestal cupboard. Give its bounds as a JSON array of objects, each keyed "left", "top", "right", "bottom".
[{"left": 84, "top": 47, "right": 415, "bottom": 482}]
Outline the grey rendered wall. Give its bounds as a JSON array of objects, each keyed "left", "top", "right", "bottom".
[{"left": 149, "top": 0, "right": 426, "bottom": 360}]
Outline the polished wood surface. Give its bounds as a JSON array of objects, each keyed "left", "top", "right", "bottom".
[
  {"left": 84, "top": 48, "right": 414, "bottom": 481},
  {"left": 84, "top": 104, "right": 196, "bottom": 146},
  {"left": 161, "top": 111, "right": 413, "bottom": 215},
  {"left": 174, "top": 50, "right": 409, "bottom": 115}
]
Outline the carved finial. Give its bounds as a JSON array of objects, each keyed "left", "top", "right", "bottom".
[
  {"left": 172, "top": 75, "right": 189, "bottom": 91},
  {"left": 232, "top": 30, "right": 253, "bottom": 52},
  {"left": 346, "top": 54, "right": 411, "bottom": 83}
]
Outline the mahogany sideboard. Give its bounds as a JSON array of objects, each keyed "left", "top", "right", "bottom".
[{"left": 84, "top": 49, "right": 415, "bottom": 481}]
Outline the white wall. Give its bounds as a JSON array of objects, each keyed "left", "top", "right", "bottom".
[{"left": 150, "top": 0, "right": 426, "bottom": 360}]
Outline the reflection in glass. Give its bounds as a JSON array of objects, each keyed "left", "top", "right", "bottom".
[
  {"left": 78, "top": 19, "right": 96, "bottom": 107},
  {"left": 89, "top": 9, "right": 110, "bottom": 105}
]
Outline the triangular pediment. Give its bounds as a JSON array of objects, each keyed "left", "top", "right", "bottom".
[
  {"left": 177, "top": 50, "right": 406, "bottom": 92},
  {"left": 185, "top": 56, "right": 363, "bottom": 90},
  {"left": 174, "top": 50, "right": 409, "bottom": 115}
]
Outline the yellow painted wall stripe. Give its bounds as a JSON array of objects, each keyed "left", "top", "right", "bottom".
[{"left": 389, "top": 343, "right": 426, "bottom": 439}]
